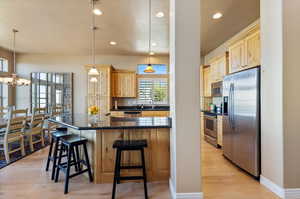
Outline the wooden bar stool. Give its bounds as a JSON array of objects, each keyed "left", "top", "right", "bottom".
[
  {"left": 112, "top": 139, "right": 148, "bottom": 199},
  {"left": 55, "top": 134, "right": 93, "bottom": 194}
]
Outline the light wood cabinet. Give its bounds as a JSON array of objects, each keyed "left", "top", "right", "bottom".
[
  {"left": 141, "top": 111, "right": 169, "bottom": 117},
  {"left": 209, "top": 54, "right": 228, "bottom": 83},
  {"left": 229, "top": 30, "right": 261, "bottom": 73},
  {"left": 86, "top": 65, "right": 112, "bottom": 115},
  {"left": 229, "top": 40, "right": 245, "bottom": 73},
  {"left": 203, "top": 66, "right": 211, "bottom": 97},
  {"left": 245, "top": 30, "right": 261, "bottom": 68},
  {"left": 101, "top": 130, "right": 126, "bottom": 173},
  {"left": 110, "top": 111, "right": 125, "bottom": 117},
  {"left": 112, "top": 70, "right": 136, "bottom": 98},
  {"left": 98, "top": 128, "right": 170, "bottom": 183},
  {"left": 217, "top": 115, "right": 223, "bottom": 147}
]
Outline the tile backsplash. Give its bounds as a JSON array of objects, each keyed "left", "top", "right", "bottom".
[{"left": 212, "top": 97, "right": 222, "bottom": 107}]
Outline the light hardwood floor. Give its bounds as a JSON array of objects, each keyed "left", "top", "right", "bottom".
[
  {"left": 0, "top": 141, "right": 280, "bottom": 199},
  {"left": 201, "top": 141, "right": 280, "bottom": 199}
]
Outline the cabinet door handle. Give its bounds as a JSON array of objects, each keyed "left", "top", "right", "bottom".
[{"left": 106, "top": 147, "right": 108, "bottom": 152}]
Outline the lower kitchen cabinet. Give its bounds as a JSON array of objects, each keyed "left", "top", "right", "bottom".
[
  {"left": 141, "top": 111, "right": 169, "bottom": 117},
  {"left": 217, "top": 115, "right": 223, "bottom": 147}
]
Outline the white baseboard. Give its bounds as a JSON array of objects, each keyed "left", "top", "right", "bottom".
[
  {"left": 285, "top": 189, "right": 300, "bottom": 199},
  {"left": 260, "top": 175, "right": 300, "bottom": 199},
  {"left": 260, "top": 175, "right": 285, "bottom": 198},
  {"left": 169, "top": 179, "right": 204, "bottom": 199}
]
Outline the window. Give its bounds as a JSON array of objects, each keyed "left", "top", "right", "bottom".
[
  {"left": 0, "top": 83, "right": 8, "bottom": 107},
  {"left": 138, "top": 78, "right": 168, "bottom": 104},
  {"left": 137, "top": 64, "right": 168, "bottom": 75},
  {"left": 31, "top": 73, "right": 73, "bottom": 118},
  {"left": 137, "top": 64, "right": 169, "bottom": 105},
  {"left": 0, "top": 58, "right": 8, "bottom": 72},
  {"left": 0, "top": 57, "right": 9, "bottom": 108}
]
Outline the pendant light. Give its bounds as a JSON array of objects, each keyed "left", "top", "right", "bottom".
[
  {"left": 0, "top": 29, "right": 31, "bottom": 86},
  {"left": 88, "top": 0, "right": 100, "bottom": 78},
  {"left": 144, "top": 0, "right": 155, "bottom": 73}
]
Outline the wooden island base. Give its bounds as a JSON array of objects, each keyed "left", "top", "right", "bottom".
[{"left": 70, "top": 128, "right": 170, "bottom": 184}]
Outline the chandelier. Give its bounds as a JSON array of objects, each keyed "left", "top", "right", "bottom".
[{"left": 0, "top": 29, "right": 30, "bottom": 86}]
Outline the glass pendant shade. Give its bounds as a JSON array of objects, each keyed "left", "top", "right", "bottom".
[
  {"left": 144, "top": 64, "right": 155, "bottom": 73},
  {"left": 90, "top": 77, "right": 98, "bottom": 82},
  {"left": 88, "top": 67, "right": 99, "bottom": 75}
]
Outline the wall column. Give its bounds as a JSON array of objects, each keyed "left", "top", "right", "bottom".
[
  {"left": 169, "top": 0, "right": 202, "bottom": 198},
  {"left": 261, "top": 0, "right": 300, "bottom": 198}
]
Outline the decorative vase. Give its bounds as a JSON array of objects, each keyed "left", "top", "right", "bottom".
[{"left": 89, "top": 114, "right": 98, "bottom": 123}]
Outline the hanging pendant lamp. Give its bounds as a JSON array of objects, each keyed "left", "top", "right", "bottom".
[
  {"left": 0, "top": 29, "right": 31, "bottom": 86},
  {"left": 144, "top": 0, "right": 155, "bottom": 73},
  {"left": 88, "top": 0, "right": 100, "bottom": 78}
]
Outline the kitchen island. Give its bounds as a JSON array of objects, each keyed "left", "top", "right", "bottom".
[{"left": 49, "top": 115, "right": 171, "bottom": 184}]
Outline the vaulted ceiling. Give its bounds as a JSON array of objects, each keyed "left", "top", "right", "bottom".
[{"left": 0, "top": 0, "right": 259, "bottom": 56}]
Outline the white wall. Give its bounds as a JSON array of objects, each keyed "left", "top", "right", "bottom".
[
  {"left": 260, "top": 0, "right": 284, "bottom": 188},
  {"left": 169, "top": 0, "right": 202, "bottom": 197},
  {"left": 16, "top": 54, "right": 169, "bottom": 114}
]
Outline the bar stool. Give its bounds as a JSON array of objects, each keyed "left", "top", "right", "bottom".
[
  {"left": 112, "top": 139, "right": 148, "bottom": 199},
  {"left": 55, "top": 134, "right": 93, "bottom": 194},
  {"left": 45, "top": 127, "right": 78, "bottom": 180}
]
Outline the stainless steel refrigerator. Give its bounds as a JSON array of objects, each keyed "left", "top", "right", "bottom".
[{"left": 222, "top": 66, "right": 260, "bottom": 177}]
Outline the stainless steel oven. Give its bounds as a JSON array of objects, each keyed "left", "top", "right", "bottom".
[{"left": 204, "top": 114, "right": 218, "bottom": 147}]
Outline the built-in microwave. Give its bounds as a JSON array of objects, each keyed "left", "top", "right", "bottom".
[{"left": 211, "top": 81, "right": 223, "bottom": 97}]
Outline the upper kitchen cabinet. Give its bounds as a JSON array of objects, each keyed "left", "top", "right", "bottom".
[
  {"left": 112, "top": 70, "right": 137, "bottom": 98},
  {"left": 245, "top": 30, "right": 261, "bottom": 68},
  {"left": 228, "top": 40, "right": 245, "bottom": 73},
  {"left": 209, "top": 53, "right": 229, "bottom": 83},
  {"left": 202, "top": 66, "right": 211, "bottom": 97},
  {"left": 228, "top": 29, "right": 261, "bottom": 73}
]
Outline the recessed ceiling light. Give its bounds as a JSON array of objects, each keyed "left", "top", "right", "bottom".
[
  {"left": 110, "top": 41, "right": 117, "bottom": 45},
  {"left": 149, "top": 51, "right": 155, "bottom": 56},
  {"left": 152, "top": 42, "right": 157, "bottom": 46},
  {"left": 212, "top": 12, "right": 223, "bottom": 19},
  {"left": 156, "top": 12, "right": 164, "bottom": 18},
  {"left": 93, "top": 8, "right": 103, "bottom": 16}
]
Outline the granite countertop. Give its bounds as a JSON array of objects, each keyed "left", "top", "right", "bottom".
[
  {"left": 201, "top": 110, "right": 223, "bottom": 116},
  {"left": 49, "top": 114, "right": 172, "bottom": 130},
  {"left": 110, "top": 106, "right": 170, "bottom": 112}
]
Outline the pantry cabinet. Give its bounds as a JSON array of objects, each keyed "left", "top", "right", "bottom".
[
  {"left": 228, "top": 30, "right": 261, "bottom": 73},
  {"left": 112, "top": 70, "right": 136, "bottom": 98}
]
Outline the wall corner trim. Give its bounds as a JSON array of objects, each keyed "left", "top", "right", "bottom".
[
  {"left": 260, "top": 175, "right": 284, "bottom": 198},
  {"left": 169, "top": 179, "right": 203, "bottom": 199}
]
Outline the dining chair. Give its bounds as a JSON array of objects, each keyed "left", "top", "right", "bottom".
[
  {"left": 11, "top": 108, "right": 28, "bottom": 118},
  {"left": 0, "top": 106, "right": 10, "bottom": 119},
  {"left": 46, "top": 106, "right": 63, "bottom": 139},
  {"left": 0, "top": 110, "right": 26, "bottom": 163},
  {"left": 26, "top": 112, "right": 45, "bottom": 152}
]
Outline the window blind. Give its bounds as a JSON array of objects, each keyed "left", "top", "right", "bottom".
[{"left": 138, "top": 78, "right": 168, "bottom": 104}]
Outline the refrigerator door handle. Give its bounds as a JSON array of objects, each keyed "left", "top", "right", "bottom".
[
  {"left": 228, "top": 83, "right": 233, "bottom": 129},
  {"left": 231, "top": 83, "right": 235, "bottom": 129}
]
